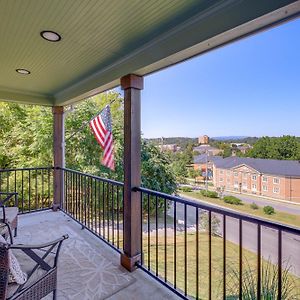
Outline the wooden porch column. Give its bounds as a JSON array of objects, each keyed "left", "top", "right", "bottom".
[
  {"left": 52, "top": 106, "right": 65, "bottom": 210},
  {"left": 120, "top": 74, "right": 144, "bottom": 271}
]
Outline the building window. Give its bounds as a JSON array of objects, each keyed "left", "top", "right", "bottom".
[
  {"left": 262, "top": 176, "right": 268, "bottom": 182},
  {"left": 273, "top": 177, "right": 280, "bottom": 184},
  {"left": 262, "top": 185, "right": 268, "bottom": 191},
  {"left": 227, "top": 170, "right": 231, "bottom": 175},
  {"left": 220, "top": 170, "right": 224, "bottom": 175},
  {"left": 243, "top": 173, "right": 248, "bottom": 178},
  {"left": 234, "top": 181, "right": 239, "bottom": 187},
  {"left": 220, "top": 178, "right": 223, "bottom": 182},
  {"left": 252, "top": 175, "right": 257, "bottom": 181},
  {"left": 242, "top": 182, "right": 247, "bottom": 190},
  {"left": 252, "top": 184, "right": 257, "bottom": 190},
  {"left": 273, "top": 187, "right": 280, "bottom": 193},
  {"left": 234, "top": 172, "right": 238, "bottom": 177}
]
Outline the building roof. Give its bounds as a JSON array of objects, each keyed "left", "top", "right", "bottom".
[
  {"left": 194, "top": 154, "right": 223, "bottom": 164},
  {"left": 193, "top": 145, "right": 219, "bottom": 152},
  {"left": 214, "top": 157, "right": 300, "bottom": 177}
]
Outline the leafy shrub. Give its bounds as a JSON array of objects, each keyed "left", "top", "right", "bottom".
[
  {"left": 263, "top": 205, "right": 275, "bottom": 215},
  {"left": 180, "top": 186, "right": 192, "bottom": 192},
  {"left": 250, "top": 202, "right": 259, "bottom": 210},
  {"left": 223, "top": 196, "right": 243, "bottom": 205},
  {"left": 226, "top": 258, "right": 300, "bottom": 299},
  {"left": 200, "top": 190, "right": 219, "bottom": 198}
]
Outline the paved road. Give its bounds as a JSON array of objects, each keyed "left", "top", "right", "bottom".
[{"left": 166, "top": 201, "right": 300, "bottom": 277}]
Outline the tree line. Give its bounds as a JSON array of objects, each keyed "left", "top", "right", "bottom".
[{"left": 0, "top": 92, "right": 177, "bottom": 199}]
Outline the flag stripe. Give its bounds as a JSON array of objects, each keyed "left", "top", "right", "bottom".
[
  {"left": 89, "top": 105, "right": 115, "bottom": 171},
  {"left": 90, "top": 121, "right": 104, "bottom": 147}
]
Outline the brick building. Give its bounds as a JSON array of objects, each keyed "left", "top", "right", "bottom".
[
  {"left": 198, "top": 135, "right": 209, "bottom": 145},
  {"left": 194, "top": 154, "right": 223, "bottom": 177},
  {"left": 213, "top": 157, "right": 300, "bottom": 203}
]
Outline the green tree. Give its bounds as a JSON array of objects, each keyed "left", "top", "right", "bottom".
[
  {"left": 246, "top": 135, "right": 300, "bottom": 160},
  {"left": 0, "top": 92, "right": 177, "bottom": 204}
]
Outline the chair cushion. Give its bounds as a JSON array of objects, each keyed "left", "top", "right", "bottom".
[
  {"left": 7, "top": 250, "right": 54, "bottom": 298},
  {"left": 0, "top": 207, "right": 18, "bottom": 223},
  {"left": 0, "top": 235, "right": 27, "bottom": 287}
]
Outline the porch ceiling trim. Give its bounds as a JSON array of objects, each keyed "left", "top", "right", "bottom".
[{"left": 0, "top": 0, "right": 299, "bottom": 106}]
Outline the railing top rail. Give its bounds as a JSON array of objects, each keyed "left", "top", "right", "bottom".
[
  {"left": 58, "top": 167, "right": 124, "bottom": 186},
  {"left": 0, "top": 167, "right": 53, "bottom": 172},
  {"left": 136, "top": 186, "right": 300, "bottom": 236}
]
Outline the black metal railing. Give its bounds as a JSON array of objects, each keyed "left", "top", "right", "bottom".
[
  {"left": 2, "top": 166, "right": 300, "bottom": 299},
  {"left": 60, "top": 167, "right": 124, "bottom": 253},
  {"left": 136, "top": 187, "right": 300, "bottom": 300},
  {"left": 0, "top": 167, "right": 53, "bottom": 213}
]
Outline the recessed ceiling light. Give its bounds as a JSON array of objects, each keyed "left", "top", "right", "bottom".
[
  {"left": 40, "top": 30, "right": 61, "bottom": 42},
  {"left": 16, "top": 69, "right": 30, "bottom": 75}
]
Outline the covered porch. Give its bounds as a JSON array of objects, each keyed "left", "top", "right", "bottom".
[{"left": 1, "top": 1, "right": 300, "bottom": 299}]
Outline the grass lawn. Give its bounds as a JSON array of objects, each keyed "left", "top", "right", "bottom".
[
  {"left": 180, "top": 191, "right": 300, "bottom": 228},
  {"left": 142, "top": 231, "right": 300, "bottom": 299}
]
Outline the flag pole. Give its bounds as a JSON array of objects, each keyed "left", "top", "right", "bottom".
[{"left": 65, "top": 98, "right": 118, "bottom": 142}]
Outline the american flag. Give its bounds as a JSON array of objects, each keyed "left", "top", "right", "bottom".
[{"left": 89, "top": 105, "right": 115, "bottom": 170}]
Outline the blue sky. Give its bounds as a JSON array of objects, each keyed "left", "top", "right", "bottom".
[{"left": 140, "top": 18, "right": 300, "bottom": 139}]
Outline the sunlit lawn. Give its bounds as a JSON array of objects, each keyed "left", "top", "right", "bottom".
[
  {"left": 181, "top": 191, "right": 300, "bottom": 228},
  {"left": 142, "top": 231, "right": 300, "bottom": 299}
]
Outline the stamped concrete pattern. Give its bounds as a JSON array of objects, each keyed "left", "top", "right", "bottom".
[{"left": 15, "top": 211, "right": 180, "bottom": 300}]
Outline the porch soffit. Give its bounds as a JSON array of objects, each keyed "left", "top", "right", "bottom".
[{"left": 0, "top": 0, "right": 299, "bottom": 106}]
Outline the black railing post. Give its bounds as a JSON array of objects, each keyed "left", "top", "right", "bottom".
[
  {"left": 120, "top": 74, "right": 144, "bottom": 271},
  {"left": 52, "top": 106, "right": 65, "bottom": 210}
]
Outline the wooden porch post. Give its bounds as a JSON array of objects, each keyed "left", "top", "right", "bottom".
[
  {"left": 52, "top": 106, "right": 65, "bottom": 211},
  {"left": 120, "top": 74, "right": 144, "bottom": 271}
]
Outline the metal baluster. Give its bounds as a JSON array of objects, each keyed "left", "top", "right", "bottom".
[
  {"left": 48, "top": 169, "right": 50, "bottom": 207},
  {"left": 84, "top": 176, "right": 87, "bottom": 226},
  {"left": 147, "top": 193, "right": 150, "bottom": 271},
  {"left": 98, "top": 180, "right": 102, "bottom": 237},
  {"left": 184, "top": 204, "right": 187, "bottom": 296},
  {"left": 94, "top": 178, "right": 97, "bottom": 234},
  {"left": 239, "top": 219, "right": 243, "bottom": 299},
  {"left": 164, "top": 197, "right": 167, "bottom": 282},
  {"left": 35, "top": 169, "right": 38, "bottom": 210},
  {"left": 112, "top": 184, "right": 115, "bottom": 245},
  {"left": 21, "top": 170, "right": 24, "bottom": 213},
  {"left": 257, "top": 224, "right": 261, "bottom": 300},
  {"left": 278, "top": 230, "right": 282, "bottom": 299},
  {"left": 102, "top": 181, "right": 105, "bottom": 239},
  {"left": 28, "top": 170, "right": 31, "bottom": 212},
  {"left": 117, "top": 186, "right": 119, "bottom": 249},
  {"left": 140, "top": 192, "right": 143, "bottom": 265},
  {"left": 208, "top": 211, "right": 212, "bottom": 300},
  {"left": 41, "top": 169, "right": 44, "bottom": 209},
  {"left": 174, "top": 201, "right": 177, "bottom": 289},
  {"left": 107, "top": 182, "right": 110, "bottom": 242},
  {"left": 155, "top": 196, "right": 158, "bottom": 276},
  {"left": 223, "top": 215, "right": 226, "bottom": 299},
  {"left": 196, "top": 208, "right": 199, "bottom": 300}
]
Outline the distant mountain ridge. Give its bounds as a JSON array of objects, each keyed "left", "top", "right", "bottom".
[{"left": 211, "top": 136, "right": 249, "bottom": 141}]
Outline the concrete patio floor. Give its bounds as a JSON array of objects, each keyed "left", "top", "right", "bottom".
[{"left": 15, "top": 210, "right": 180, "bottom": 300}]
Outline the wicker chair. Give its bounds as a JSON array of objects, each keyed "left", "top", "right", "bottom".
[
  {"left": 0, "top": 193, "right": 19, "bottom": 241},
  {"left": 0, "top": 234, "right": 68, "bottom": 300}
]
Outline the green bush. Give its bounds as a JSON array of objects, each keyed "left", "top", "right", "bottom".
[
  {"left": 180, "top": 186, "right": 192, "bottom": 192},
  {"left": 200, "top": 190, "right": 219, "bottom": 198},
  {"left": 263, "top": 205, "right": 275, "bottom": 215},
  {"left": 223, "top": 196, "right": 243, "bottom": 205},
  {"left": 250, "top": 202, "right": 259, "bottom": 210}
]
